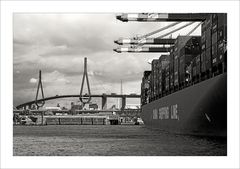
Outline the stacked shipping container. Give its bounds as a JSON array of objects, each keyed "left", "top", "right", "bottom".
[
  {"left": 158, "top": 55, "right": 170, "bottom": 96},
  {"left": 215, "top": 13, "right": 227, "bottom": 72},
  {"left": 179, "top": 37, "right": 201, "bottom": 86},
  {"left": 201, "top": 14, "right": 212, "bottom": 76},
  {"left": 151, "top": 60, "right": 159, "bottom": 100},
  {"left": 173, "top": 36, "right": 192, "bottom": 88},
  {"left": 141, "top": 71, "right": 151, "bottom": 105},
  {"left": 169, "top": 47, "right": 175, "bottom": 91},
  {"left": 141, "top": 13, "right": 227, "bottom": 104}
]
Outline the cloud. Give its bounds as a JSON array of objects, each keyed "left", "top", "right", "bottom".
[
  {"left": 42, "top": 70, "right": 71, "bottom": 85},
  {"left": 29, "top": 78, "right": 37, "bottom": 83},
  {"left": 13, "top": 14, "right": 201, "bottom": 106}
]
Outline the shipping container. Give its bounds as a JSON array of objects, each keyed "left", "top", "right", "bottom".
[
  {"left": 192, "top": 57, "right": 197, "bottom": 76},
  {"left": 217, "top": 13, "right": 227, "bottom": 28},
  {"left": 201, "top": 18, "right": 207, "bottom": 45},
  {"left": 201, "top": 31, "right": 206, "bottom": 43},
  {"left": 212, "top": 13, "right": 218, "bottom": 22},
  {"left": 173, "top": 54, "right": 179, "bottom": 87},
  {"left": 218, "top": 39, "right": 226, "bottom": 52},
  {"left": 201, "top": 51, "right": 206, "bottom": 73},
  {"left": 186, "top": 63, "right": 192, "bottom": 83},
  {"left": 158, "top": 55, "right": 170, "bottom": 95},
  {"left": 174, "top": 71, "right": 179, "bottom": 86},
  {"left": 196, "top": 54, "right": 201, "bottom": 75},
  {"left": 211, "top": 13, "right": 227, "bottom": 71},
  {"left": 179, "top": 54, "right": 195, "bottom": 84},
  {"left": 212, "top": 45, "right": 218, "bottom": 66},
  {"left": 212, "top": 31, "right": 218, "bottom": 46},
  {"left": 201, "top": 42, "right": 206, "bottom": 51},
  {"left": 201, "top": 20, "right": 206, "bottom": 33},
  {"left": 181, "top": 42, "right": 201, "bottom": 56},
  {"left": 205, "top": 28, "right": 212, "bottom": 49},
  {"left": 218, "top": 46, "right": 225, "bottom": 63},
  {"left": 218, "top": 26, "right": 227, "bottom": 41},
  {"left": 165, "top": 75, "right": 170, "bottom": 91},
  {"left": 151, "top": 59, "right": 159, "bottom": 99},
  {"left": 169, "top": 49, "right": 174, "bottom": 90},
  {"left": 205, "top": 14, "right": 212, "bottom": 29},
  {"left": 173, "top": 37, "right": 182, "bottom": 87},
  {"left": 212, "top": 22, "right": 218, "bottom": 33},
  {"left": 174, "top": 36, "right": 192, "bottom": 50},
  {"left": 178, "top": 37, "right": 201, "bottom": 85},
  {"left": 205, "top": 48, "right": 212, "bottom": 70},
  {"left": 141, "top": 71, "right": 151, "bottom": 105}
]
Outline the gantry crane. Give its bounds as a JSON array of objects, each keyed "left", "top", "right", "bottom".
[
  {"left": 116, "top": 13, "right": 208, "bottom": 22},
  {"left": 114, "top": 13, "right": 206, "bottom": 53}
]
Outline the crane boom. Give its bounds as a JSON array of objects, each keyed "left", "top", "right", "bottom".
[
  {"left": 114, "top": 38, "right": 175, "bottom": 45},
  {"left": 113, "top": 47, "right": 171, "bottom": 53},
  {"left": 116, "top": 13, "right": 208, "bottom": 22}
]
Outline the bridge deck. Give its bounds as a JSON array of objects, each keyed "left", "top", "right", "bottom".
[{"left": 16, "top": 94, "right": 140, "bottom": 109}]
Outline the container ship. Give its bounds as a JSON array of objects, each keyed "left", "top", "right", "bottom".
[{"left": 140, "top": 13, "right": 227, "bottom": 137}]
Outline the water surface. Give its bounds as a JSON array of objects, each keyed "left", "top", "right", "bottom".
[{"left": 13, "top": 125, "right": 227, "bottom": 156}]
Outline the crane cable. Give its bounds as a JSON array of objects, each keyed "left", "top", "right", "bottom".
[
  {"left": 138, "top": 22, "right": 180, "bottom": 39},
  {"left": 131, "top": 22, "right": 180, "bottom": 47},
  {"left": 186, "top": 22, "right": 202, "bottom": 36},
  {"left": 132, "top": 22, "right": 195, "bottom": 49},
  {"left": 156, "top": 22, "right": 195, "bottom": 39}
]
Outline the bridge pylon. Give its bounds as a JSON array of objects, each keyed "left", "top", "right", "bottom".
[
  {"left": 79, "top": 57, "right": 91, "bottom": 105},
  {"left": 35, "top": 70, "right": 45, "bottom": 109}
]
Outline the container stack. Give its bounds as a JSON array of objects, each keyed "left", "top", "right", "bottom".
[
  {"left": 214, "top": 13, "right": 227, "bottom": 73},
  {"left": 158, "top": 55, "right": 170, "bottom": 96},
  {"left": 179, "top": 36, "right": 201, "bottom": 87},
  {"left": 151, "top": 59, "right": 159, "bottom": 101},
  {"left": 169, "top": 47, "right": 175, "bottom": 92},
  {"left": 141, "top": 71, "right": 151, "bottom": 105},
  {"left": 192, "top": 54, "right": 201, "bottom": 82},
  {"left": 141, "top": 13, "right": 227, "bottom": 104},
  {"left": 201, "top": 14, "right": 212, "bottom": 79},
  {"left": 173, "top": 36, "right": 192, "bottom": 89}
]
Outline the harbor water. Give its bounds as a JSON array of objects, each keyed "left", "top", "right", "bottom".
[{"left": 13, "top": 125, "right": 227, "bottom": 156}]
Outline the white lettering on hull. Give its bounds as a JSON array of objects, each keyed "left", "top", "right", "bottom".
[{"left": 152, "top": 104, "right": 179, "bottom": 120}]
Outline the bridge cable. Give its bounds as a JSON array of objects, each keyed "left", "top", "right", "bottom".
[
  {"left": 79, "top": 57, "right": 91, "bottom": 105},
  {"left": 35, "top": 70, "right": 45, "bottom": 109}
]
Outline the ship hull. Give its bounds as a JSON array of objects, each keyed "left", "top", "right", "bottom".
[{"left": 141, "top": 73, "right": 227, "bottom": 137}]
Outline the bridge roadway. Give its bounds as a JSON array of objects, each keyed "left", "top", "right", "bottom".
[{"left": 16, "top": 94, "right": 141, "bottom": 109}]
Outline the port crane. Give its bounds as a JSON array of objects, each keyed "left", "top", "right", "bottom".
[
  {"left": 114, "top": 13, "right": 204, "bottom": 53},
  {"left": 116, "top": 13, "right": 207, "bottom": 22}
]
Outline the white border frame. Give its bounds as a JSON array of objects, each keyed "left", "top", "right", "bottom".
[{"left": 1, "top": 1, "right": 240, "bottom": 169}]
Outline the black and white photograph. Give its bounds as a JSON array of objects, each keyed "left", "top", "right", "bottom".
[
  {"left": 13, "top": 12, "right": 227, "bottom": 156},
  {"left": 1, "top": 1, "right": 240, "bottom": 169}
]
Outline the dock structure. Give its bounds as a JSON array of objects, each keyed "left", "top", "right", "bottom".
[
  {"left": 13, "top": 108, "right": 141, "bottom": 125},
  {"left": 13, "top": 113, "right": 121, "bottom": 126}
]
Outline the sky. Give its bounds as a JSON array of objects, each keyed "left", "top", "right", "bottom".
[{"left": 13, "top": 14, "right": 201, "bottom": 108}]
